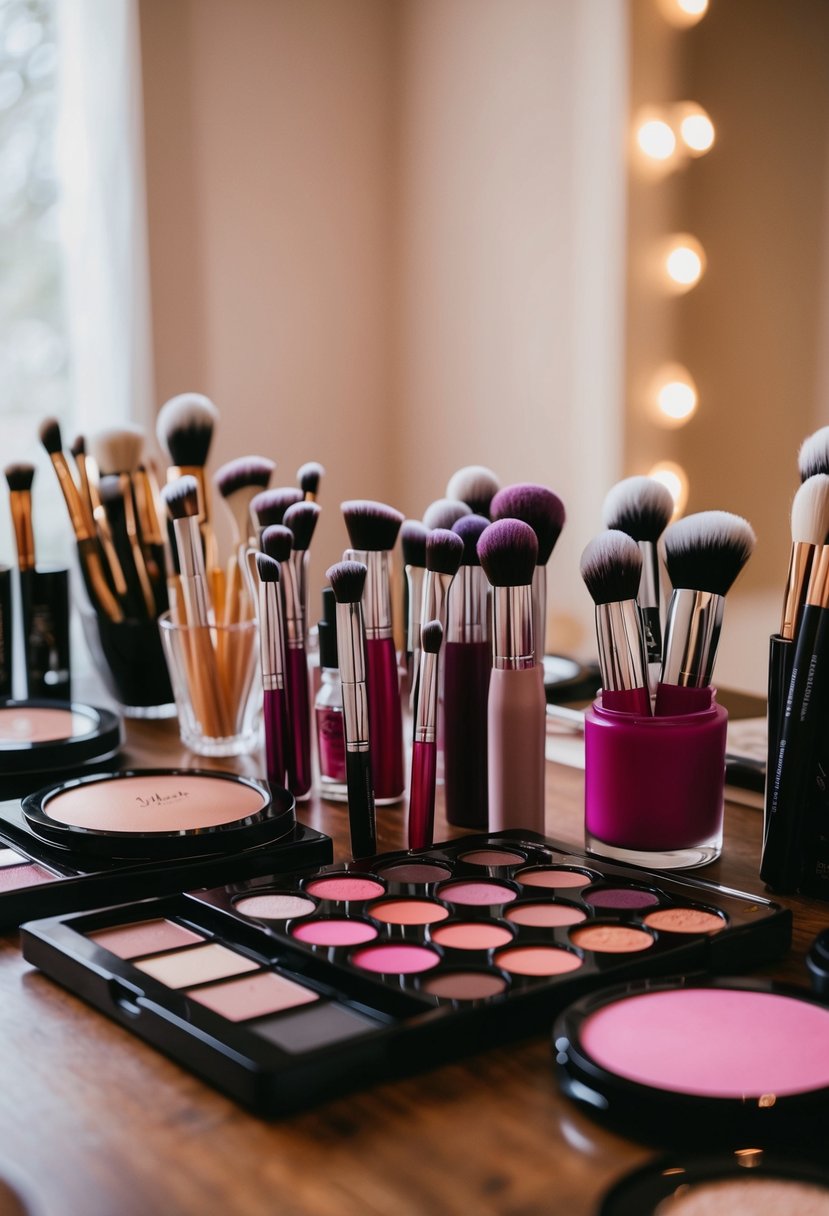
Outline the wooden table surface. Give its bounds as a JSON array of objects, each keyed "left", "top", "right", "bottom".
[{"left": 0, "top": 720, "right": 824, "bottom": 1216}]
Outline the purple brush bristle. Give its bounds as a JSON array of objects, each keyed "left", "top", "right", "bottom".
[
  {"left": 213, "top": 456, "right": 275, "bottom": 498},
  {"left": 489, "top": 484, "right": 566, "bottom": 565},
  {"left": 255, "top": 552, "right": 281, "bottom": 583},
  {"left": 327, "top": 560, "right": 368, "bottom": 603},
  {"left": 425, "top": 529, "right": 464, "bottom": 576},
  {"left": 261, "top": 524, "right": 293, "bottom": 562},
  {"left": 420, "top": 619, "right": 443, "bottom": 654},
  {"left": 401, "top": 520, "right": 429, "bottom": 568},
  {"left": 477, "top": 519, "right": 538, "bottom": 587},
  {"left": 341, "top": 500, "right": 404, "bottom": 551},
  {"left": 452, "top": 514, "right": 489, "bottom": 566},
  {"left": 283, "top": 501, "right": 321, "bottom": 550},
  {"left": 251, "top": 487, "right": 304, "bottom": 528}
]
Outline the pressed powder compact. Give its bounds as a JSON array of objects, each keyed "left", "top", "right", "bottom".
[
  {"left": 0, "top": 769, "right": 331, "bottom": 926},
  {"left": 0, "top": 699, "right": 121, "bottom": 777},
  {"left": 22, "top": 829, "right": 790, "bottom": 1115}
]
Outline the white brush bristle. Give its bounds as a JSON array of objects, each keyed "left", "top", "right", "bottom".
[
  {"left": 445, "top": 466, "right": 500, "bottom": 515},
  {"left": 602, "top": 476, "right": 674, "bottom": 543},
  {"left": 156, "top": 393, "right": 219, "bottom": 463},
  {"left": 579, "top": 530, "right": 642, "bottom": 605},
  {"left": 799, "top": 427, "right": 829, "bottom": 482},
  {"left": 422, "top": 498, "right": 471, "bottom": 530},
  {"left": 791, "top": 475, "right": 829, "bottom": 545},
  {"left": 89, "top": 425, "right": 145, "bottom": 475},
  {"left": 663, "top": 510, "right": 756, "bottom": 597}
]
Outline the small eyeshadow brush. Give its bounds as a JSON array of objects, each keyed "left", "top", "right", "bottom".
[
  {"left": 445, "top": 465, "right": 501, "bottom": 519},
  {"left": 400, "top": 520, "right": 428, "bottom": 689},
  {"left": 214, "top": 456, "right": 275, "bottom": 624},
  {"left": 255, "top": 553, "right": 291, "bottom": 789},
  {"left": 262, "top": 525, "right": 311, "bottom": 799},
  {"left": 478, "top": 518, "right": 546, "bottom": 833},
  {"left": 409, "top": 620, "right": 443, "bottom": 849},
  {"left": 283, "top": 501, "right": 321, "bottom": 645},
  {"left": 580, "top": 530, "right": 650, "bottom": 715},
  {"left": 411, "top": 529, "right": 463, "bottom": 718},
  {"left": 327, "top": 560, "right": 377, "bottom": 858},
  {"left": 297, "top": 461, "right": 325, "bottom": 503}
]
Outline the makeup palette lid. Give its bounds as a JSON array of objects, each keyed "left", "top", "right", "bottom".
[
  {"left": 0, "top": 700, "right": 122, "bottom": 775},
  {"left": 22, "top": 769, "right": 295, "bottom": 861},
  {"left": 553, "top": 976, "right": 829, "bottom": 1148}
]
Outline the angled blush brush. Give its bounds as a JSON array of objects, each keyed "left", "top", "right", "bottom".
[
  {"left": 478, "top": 518, "right": 546, "bottom": 833},
  {"left": 408, "top": 620, "right": 443, "bottom": 849},
  {"left": 262, "top": 525, "right": 311, "bottom": 800},
  {"left": 255, "top": 553, "right": 291, "bottom": 790},
  {"left": 445, "top": 465, "right": 500, "bottom": 519},
  {"left": 580, "top": 530, "right": 651, "bottom": 715}
]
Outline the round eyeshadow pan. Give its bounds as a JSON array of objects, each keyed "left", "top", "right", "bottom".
[
  {"left": 644, "top": 907, "right": 726, "bottom": 935},
  {"left": 351, "top": 943, "right": 441, "bottom": 975},
  {"left": 423, "top": 971, "right": 507, "bottom": 1000},
  {"left": 430, "top": 921, "right": 513, "bottom": 951},
  {"left": 368, "top": 898, "right": 450, "bottom": 926},
  {"left": 495, "top": 945, "right": 583, "bottom": 977},
  {"left": 570, "top": 924, "right": 654, "bottom": 954},
  {"left": 459, "top": 849, "right": 525, "bottom": 867},
  {"left": 437, "top": 879, "right": 517, "bottom": 906},
  {"left": 234, "top": 893, "right": 317, "bottom": 920},
  {"left": 305, "top": 875, "right": 385, "bottom": 901},
  {"left": 516, "top": 867, "right": 592, "bottom": 889},
  {"left": 291, "top": 918, "right": 378, "bottom": 947},
  {"left": 376, "top": 861, "right": 452, "bottom": 883},
  {"left": 585, "top": 887, "right": 660, "bottom": 910},
  {"left": 506, "top": 901, "right": 587, "bottom": 928}
]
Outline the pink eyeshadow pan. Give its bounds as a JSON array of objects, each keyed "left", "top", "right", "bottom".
[
  {"left": 292, "top": 919, "right": 378, "bottom": 947},
  {"left": 517, "top": 868, "right": 592, "bottom": 889},
  {"left": 187, "top": 970, "right": 318, "bottom": 1022},
  {"left": 581, "top": 988, "right": 829, "bottom": 1099},
  {"left": 459, "top": 849, "right": 524, "bottom": 867},
  {"left": 431, "top": 922, "right": 513, "bottom": 950},
  {"left": 644, "top": 907, "right": 725, "bottom": 934},
  {"left": 0, "top": 863, "right": 54, "bottom": 891},
  {"left": 495, "top": 945, "right": 582, "bottom": 977},
  {"left": 135, "top": 942, "right": 259, "bottom": 988},
  {"left": 305, "top": 875, "right": 385, "bottom": 901},
  {"left": 506, "top": 902, "right": 586, "bottom": 928},
  {"left": 571, "top": 924, "right": 653, "bottom": 954},
  {"left": 368, "top": 898, "right": 449, "bottom": 926},
  {"left": 585, "top": 887, "right": 659, "bottom": 910},
  {"left": 437, "top": 880, "right": 517, "bottom": 906},
  {"left": 90, "top": 919, "right": 203, "bottom": 959},
  {"left": 351, "top": 943, "right": 441, "bottom": 975}
]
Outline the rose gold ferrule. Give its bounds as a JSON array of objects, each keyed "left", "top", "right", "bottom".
[
  {"left": 781, "top": 541, "right": 815, "bottom": 637},
  {"left": 806, "top": 544, "right": 829, "bottom": 608}
]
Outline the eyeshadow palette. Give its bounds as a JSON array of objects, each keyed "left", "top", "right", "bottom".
[
  {"left": 0, "top": 770, "right": 332, "bottom": 926},
  {"left": 22, "top": 830, "right": 790, "bottom": 1116}
]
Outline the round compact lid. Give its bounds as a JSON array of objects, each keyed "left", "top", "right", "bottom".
[
  {"left": 553, "top": 977, "right": 829, "bottom": 1148},
  {"left": 22, "top": 769, "right": 295, "bottom": 860},
  {"left": 0, "top": 700, "right": 122, "bottom": 775}
]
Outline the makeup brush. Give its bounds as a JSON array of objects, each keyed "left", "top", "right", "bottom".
[
  {"left": 251, "top": 487, "right": 304, "bottom": 537},
  {"left": 214, "top": 456, "right": 276, "bottom": 624},
  {"left": 401, "top": 520, "right": 428, "bottom": 685},
  {"left": 70, "top": 435, "right": 130, "bottom": 602},
  {"left": 478, "top": 518, "right": 546, "bottom": 832},
  {"left": 69, "top": 435, "right": 95, "bottom": 525},
  {"left": 411, "top": 528, "right": 464, "bottom": 717},
  {"left": 580, "top": 530, "right": 651, "bottom": 716},
  {"left": 409, "top": 620, "right": 443, "bottom": 850},
  {"left": 799, "top": 428, "right": 829, "bottom": 482},
  {"left": 655, "top": 511, "right": 756, "bottom": 717},
  {"left": 283, "top": 500, "right": 321, "bottom": 643},
  {"left": 422, "top": 498, "right": 472, "bottom": 531},
  {"left": 156, "top": 393, "right": 220, "bottom": 576},
  {"left": 327, "top": 560, "right": 377, "bottom": 858},
  {"left": 132, "top": 464, "right": 169, "bottom": 611},
  {"left": 4, "top": 463, "right": 35, "bottom": 573},
  {"left": 255, "top": 553, "right": 291, "bottom": 790},
  {"left": 341, "top": 499, "right": 405, "bottom": 803},
  {"left": 444, "top": 514, "right": 490, "bottom": 828},
  {"left": 90, "top": 427, "right": 155, "bottom": 618},
  {"left": 490, "top": 483, "right": 566, "bottom": 663},
  {"left": 97, "top": 476, "right": 149, "bottom": 621},
  {"left": 297, "top": 461, "right": 325, "bottom": 502},
  {"left": 602, "top": 476, "right": 674, "bottom": 692},
  {"left": 39, "top": 418, "right": 123, "bottom": 623},
  {"left": 445, "top": 466, "right": 500, "bottom": 519},
  {"left": 262, "top": 524, "right": 311, "bottom": 799}
]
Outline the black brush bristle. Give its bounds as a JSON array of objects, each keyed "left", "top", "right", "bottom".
[
  {"left": 799, "top": 428, "right": 829, "bottom": 482},
  {"left": 477, "top": 519, "right": 538, "bottom": 587},
  {"left": 445, "top": 466, "right": 500, "bottom": 517},
  {"left": 297, "top": 461, "right": 325, "bottom": 495},
  {"left": 38, "top": 417, "right": 62, "bottom": 455},
  {"left": 70, "top": 435, "right": 86, "bottom": 458},
  {"left": 452, "top": 514, "right": 489, "bottom": 566},
  {"left": 156, "top": 394, "right": 218, "bottom": 466},
  {"left": 341, "top": 500, "right": 404, "bottom": 551},
  {"left": 251, "top": 487, "right": 303, "bottom": 528},
  {"left": 426, "top": 529, "right": 464, "bottom": 576},
  {"left": 327, "top": 560, "right": 368, "bottom": 604},
  {"left": 98, "top": 474, "right": 125, "bottom": 510},
  {"left": 283, "top": 501, "right": 321, "bottom": 550},
  {"left": 422, "top": 498, "right": 471, "bottom": 531},
  {"left": 401, "top": 520, "right": 428, "bottom": 568},
  {"left": 421, "top": 619, "right": 443, "bottom": 654},
  {"left": 579, "top": 530, "right": 643, "bottom": 605},
  {"left": 255, "top": 552, "right": 281, "bottom": 583},
  {"left": 4, "top": 463, "right": 35, "bottom": 493},
  {"left": 162, "top": 475, "right": 200, "bottom": 520},
  {"left": 489, "top": 484, "right": 565, "bottom": 565},
  {"left": 602, "top": 476, "right": 674, "bottom": 543},
  {"left": 663, "top": 510, "right": 756, "bottom": 596},
  {"left": 213, "top": 456, "right": 275, "bottom": 498},
  {"left": 260, "top": 524, "right": 293, "bottom": 562}
]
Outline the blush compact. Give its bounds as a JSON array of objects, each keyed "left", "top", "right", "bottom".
[
  {"left": 0, "top": 699, "right": 121, "bottom": 775},
  {"left": 0, "top": 769, "right": 331, "bottom": 926},
  {"left": 22, "top": 829, "right": 790, "bottom": 1116}
]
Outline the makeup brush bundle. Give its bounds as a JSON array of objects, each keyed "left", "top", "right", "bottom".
[{"left": 761, "top": 428, "right": 829, "bottom": 897}]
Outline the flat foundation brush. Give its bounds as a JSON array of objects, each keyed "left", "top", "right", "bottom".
[{"left": 580, "top": 530, "right": 650, "bottom": 715}]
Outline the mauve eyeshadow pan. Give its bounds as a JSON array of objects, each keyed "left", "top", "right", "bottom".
[
  {"left": 188, "top": 970, "right": 318, "bottom": 1022},
  {"left": 253, "top": 1002, "right": 376, "bottom": 1052},
  {"left": 135, "top": 942, "right": 259, "bottom": 988},
  {"left": 376, "top": 862, "right": 452, "bottom": 883},
  {"left": 424, "top": 972, "right": 507, "bottom": 1000},
  {"left": 459, "top": 849, "right": 524, "bottom": 867},
  {"left": 585, "top": 887, "right": 660, "bottom": 910},
  {"left": 90, "top": 919, "right": 203, "bottom": 959},
  {"left": 0, "top": 863, "right": 54, "bottom": 891}
]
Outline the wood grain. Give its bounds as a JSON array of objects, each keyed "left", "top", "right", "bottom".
[{"left": 0, "top": 721, "right": 820, "bottom": 1216}]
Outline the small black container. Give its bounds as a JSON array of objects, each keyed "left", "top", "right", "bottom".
[
  {"left": 0, "top": 566, "right": 13, "bottom": 698},
  {"left": 81, "top": 609, "right": 174, "bottom": 716},
  {"left": 20, "top": 566, "right": 71, "bottom": 700}
]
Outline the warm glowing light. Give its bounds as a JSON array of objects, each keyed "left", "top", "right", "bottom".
[
  {"left": 677, "top": 0, "right": 708, "bottom": 16},
  {"left": 675, "top": 103, "right": 716, "bottom": 155},
  {"left": 647, "top": 462, "right": 689, "bottom": 516},
  {"left": 658, "top": 0, "right": 709, "bottom": 28},
  {"left": 664, "top": 235, "right": 705, "bottom": 291},
  {"left": 649, "top": 364, "right": 699, "bottom": 426},
  {"left": 637, "top": 120, "right": 676, "bottom": 161}
]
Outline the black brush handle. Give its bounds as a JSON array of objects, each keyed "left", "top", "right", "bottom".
[
  {"left": 761, "top": 605, "right": 829, "bottom": 891},
  {"left": 345, "top": 748, "right": 376, "bottom": 860},
  {"left": 764, "top": 633, "right": 791, "bottom": 835}
]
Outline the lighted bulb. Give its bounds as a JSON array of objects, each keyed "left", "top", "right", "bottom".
[
  {"left": 663, "top": 235, "right": 706, "bottom": 292},
  {"left": 649, "top": 364, "right": 698, "bottom": 426},
  {"left": 674, "top": 103, "right": 715, "bottom": 156},
  {"left": 637, "top": 120, "right": 676, "bottom": 162},
  {"left": 677, "top": 0, "right": 709, "bottom": 18},
  {"left": 658, "top": 0, "right": 709, "bottom": 28},
  {"left": 647, "top": 462, "right": 689, "bottom": 516}
]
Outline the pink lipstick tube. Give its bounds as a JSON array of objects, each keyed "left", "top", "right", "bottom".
[
  {"left": 444, "top": 566, "right": 490, "bottom": 828},
  {"left": 281, "top": 562, "right": 312, "bottom": 799},
  {"left": 257, "top": 579, "right": 291, "bottom": 789}
]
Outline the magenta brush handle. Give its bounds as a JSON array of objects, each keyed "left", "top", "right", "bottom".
[
  {"left": 654, "top": 683, "right": 713, "bottom": 716},
  {"left": 444, "top": 640, "right": 490, "bottom": 828},
  {"left": 286, "top": 646, "right": 312, "bottom": 797},
  {"left": 365, "top": 636, "right": 404, "bottom": 801},
  {"left": 487, "top": 665, "right": 546, "bottom": 833},
  {"left": 602, "top": 687, "right": 652, "bottom": 715},
  {"left": 408, "top": 740, "right": 436, "bottom": 849},
  {"left": 263, "top": 687, "right": 290, "bottom": 789}
]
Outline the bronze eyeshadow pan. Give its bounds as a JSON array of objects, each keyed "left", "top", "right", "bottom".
[{"left": 22, "top": 829, "right": 792, "bottom": 1118}]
